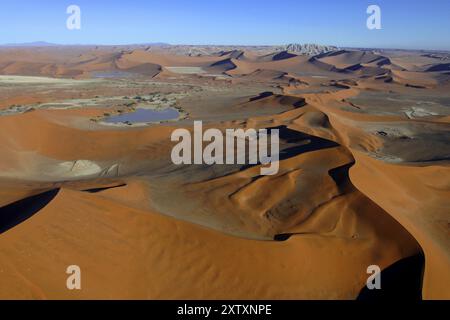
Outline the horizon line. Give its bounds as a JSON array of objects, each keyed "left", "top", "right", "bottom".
[{"left": 1, "top": 41, "right": 449, "bottom": 53}]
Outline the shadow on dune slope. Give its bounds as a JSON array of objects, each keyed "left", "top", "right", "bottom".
[
  {"left": 82, "top": 183, "right": 127, "bottom": 193},
  {"left": 357, "top": 253, "right": 425, "bottom": 301},
  {"left": 275, "top": 125, "right": 340, "bottom": 160},
  {"left": 0, "top": 188, "right": 59, "bottom": 234},
  {"left": 238, "top": 125, "right": 340, "bottom": 172}
]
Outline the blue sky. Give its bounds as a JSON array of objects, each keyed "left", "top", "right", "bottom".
[{"left": 1, "top": 0, "right": 449, "bottom": 50}]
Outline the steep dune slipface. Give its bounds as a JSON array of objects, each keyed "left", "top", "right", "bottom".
[
  {"left": 152, "top": 146, "right": 352, "bottom": 239},
  {"left": 115, "top": 52, "right": 162, "bottom": 77},
  {"left": 350, "top": 154, "right": 450, "bottom": 299},
  {"left": 316, "top": 50, "right": 387, "bottom": 69},
  {"left": 227, "top": 55, "right": 339, "bottom": 77},
  {"left": 296, "top": 88, "right": 450, "bottom": 299},
  {"left": 257, "top": 51, "right": 298, "bottom": 62}
]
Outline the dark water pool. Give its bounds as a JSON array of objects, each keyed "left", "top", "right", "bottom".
[{"left": 104, "top": 108, "right": 180, "bottom": 123}]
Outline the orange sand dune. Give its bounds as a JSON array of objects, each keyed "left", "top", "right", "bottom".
[
  {"left": 316, "top": 50, "right": 388, "bottom": 69},
  {"left": 0, "top": 186, "right": 419, "bottom": 299},
  {"left": 350, "top": 153, "right": 450, "bottom": 299},
  {"left": 0, "top": 46, "right": 449, "bottom": 300}
]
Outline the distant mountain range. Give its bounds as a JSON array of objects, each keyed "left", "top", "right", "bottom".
[
  {"left": 283, "top": 43, "right": 338, "bottom": 55},
  {"left": 0, "top": 41, "right": 59, "bottom": 47},
  {"left": 0, "top": 41, "right": 170, "bottom": 47}
]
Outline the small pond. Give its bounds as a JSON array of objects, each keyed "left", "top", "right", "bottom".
[{"left": 104, "top": 108, "right": 180, "bottom": 124}]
